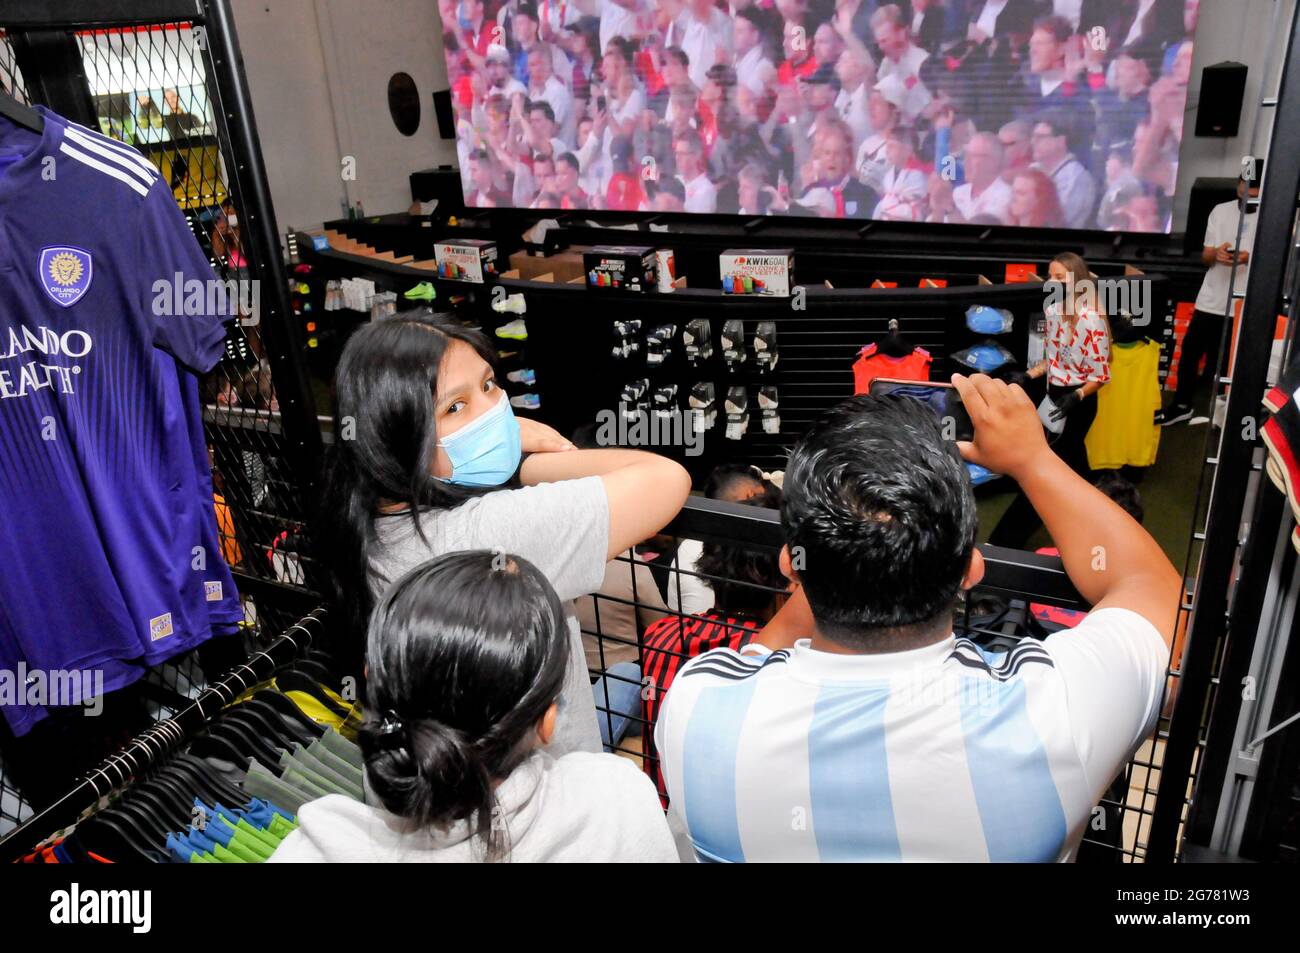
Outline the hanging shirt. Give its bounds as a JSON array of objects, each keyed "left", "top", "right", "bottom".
[
  {"left": 852, "top": 342, "right": 932, "bottom": 395},
  {"left": 1085, "top": 339, "right": 1161, "bottom": 470},
  {"left": 1045, "top": 304, "right": 1110, "bottom": 388},
  {"left": 655, "top": 609, "right": 1168, "bottom": 862},
  {"left": 0, "top": 107, "right": 240, "bottom": 735}
]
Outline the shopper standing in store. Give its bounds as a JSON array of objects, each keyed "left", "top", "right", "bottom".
[
  {"left": 657, "top": 377, "right": 1180, "bottom": 862},
  {"left": 316, "top": 311, "right": 691, "bottom": 758},
  {"left": 1162, "top": 164, "right": 1261, "bottom": 426},
  {"left": 990, "top": 251, "right": 1110, "bottom": 549}
]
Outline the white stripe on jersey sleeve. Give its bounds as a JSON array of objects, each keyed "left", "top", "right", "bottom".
[
  {"left": 1017, "top": 660, "right": 1095, "bottom": 862},
  {"left": 734, "top": 669, "right": 821, "bottom": 861},
  {"left": 62, "top": 123, "right": 159, "bottom": 184},
  {"left": 885, "top": 667, "right": 990, "bottom": 861},
  {"left": 655, "top": 662, "right": 703, "bottom": 831},
  {"left": 58, "top": 142, "right": 149, "bottom": 197}
]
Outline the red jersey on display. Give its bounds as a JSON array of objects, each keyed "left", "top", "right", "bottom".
[{"left": 852, "top": 343, "right": 932, "bottom": 395}]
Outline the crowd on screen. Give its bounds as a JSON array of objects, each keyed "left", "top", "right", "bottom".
[{"left": 441, "top": 0, "right": 1199, "bottom": 231}]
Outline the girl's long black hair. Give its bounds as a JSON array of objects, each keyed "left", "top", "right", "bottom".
[
  {"left": 359, "top": 550, "right": 569, "bottom": 861},
  {"left": 314, "top": 309, "right": 499, "bottom": 675}
]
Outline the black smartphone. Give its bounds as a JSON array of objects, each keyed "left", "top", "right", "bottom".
[{"left": 868, "top": 378, "right": 974, "bottom": 443}]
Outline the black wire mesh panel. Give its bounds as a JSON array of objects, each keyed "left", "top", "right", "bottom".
[
  {"left": 73, "top": 24, "right": 310, "bottom": 598},
  {"left": 0, "top": 30, "right": 28, "bottom": 103}
]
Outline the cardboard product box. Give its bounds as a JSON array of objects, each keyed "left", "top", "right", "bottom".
[
  {"left": 720, "top": 249, "right": 794, "bottom": 296},
  {"left": 656, "top": 249, "right": 676, "bottom": 293},
  {"left": 434, "top": 239, "right": 498, "bottom": 282},
  {"left": 584, "top": 245, "right": 657, "bottom": 292}
]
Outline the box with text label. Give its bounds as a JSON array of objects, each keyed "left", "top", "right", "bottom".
[
  {"left": 720, "top": 249, "right": 794, "bottom": 297},
  {"left": 434, "top": 239, "right": 498, "bottom": 282},
  {"left": 583, "top": 245, "right": 658, "bottom": 292}
]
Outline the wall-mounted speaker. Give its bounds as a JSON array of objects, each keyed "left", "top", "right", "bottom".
[
  {"left": 432, "top": 89, "right": 455, "bottom": 140},
  {"left": 1195, "top": 62, "right": 1248, "bottom": 138}
]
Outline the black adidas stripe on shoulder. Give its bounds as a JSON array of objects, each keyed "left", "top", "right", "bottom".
[
  {"left": 949, "top": 639, "right": 1054, "bottom": 681},
  {"left": 682, "top": 650, "right": 789, "bottom": 682}
]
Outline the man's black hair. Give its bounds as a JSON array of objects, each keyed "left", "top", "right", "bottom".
[
  {"left": 704, "top": 462, "right": 765, "bottom": 501},
  {"left": 526, "top": 99, "right": 556, "bottom": 123},
  {"left": 696, "top": 484, "right": 786, "bottom": 617},
  {"left": 781, "top": 395, "right": 977, "bottom": 648}
]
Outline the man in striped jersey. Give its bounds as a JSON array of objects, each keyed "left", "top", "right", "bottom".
[{"left": 656, "top": 373, "right": 1180, "bottom": 862}]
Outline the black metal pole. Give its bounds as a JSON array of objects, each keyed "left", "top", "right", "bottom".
[
  {"left": 1145, "top": 1, "right": 1300, "bottom": 862},
  {"left": 200, "top": 0, "right": 324, "bottom": 497}
]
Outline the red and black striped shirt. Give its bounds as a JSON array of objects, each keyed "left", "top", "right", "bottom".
[{"left": 641, "top": 608, "right": 761, "bottom": 802}]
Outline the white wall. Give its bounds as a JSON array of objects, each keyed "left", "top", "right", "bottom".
[
  {"left": 232, "top": 0, "right": 456, "bottom": 232},
  {"left": 1173, "top": 0, "right": 1294, "bottom": 228}
]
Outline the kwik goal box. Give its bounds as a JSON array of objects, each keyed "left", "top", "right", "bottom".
[
  {"left": 720, "top": 249, "right": 794, "bottom": 296},
  {"left": 434, "top": 238, "right": 498, "bottom": 282}
]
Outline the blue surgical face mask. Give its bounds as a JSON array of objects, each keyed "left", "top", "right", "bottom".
[{"left": 436, "top": 393, "right": 522, "bottom": 487}]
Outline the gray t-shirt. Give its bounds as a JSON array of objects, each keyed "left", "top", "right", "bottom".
[{"left": 368, "top": 477, "right": 609, "bottom": 756}]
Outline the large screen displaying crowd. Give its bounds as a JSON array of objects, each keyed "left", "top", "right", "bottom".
[{"left": 441, "top": 0, "right": 1199, "bottom": 233}]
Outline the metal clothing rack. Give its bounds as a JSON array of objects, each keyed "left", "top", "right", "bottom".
[{"left": 0, "top": 607, "right": 327, "bottom": 864}]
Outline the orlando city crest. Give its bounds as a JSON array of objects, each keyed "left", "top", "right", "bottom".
[{"left": 39, "top": 245, "right": 93, "bottom": 308}]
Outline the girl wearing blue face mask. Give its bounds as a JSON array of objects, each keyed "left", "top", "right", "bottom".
[{"left": 317, "top": 310, "right": 691, "bottom": 757}]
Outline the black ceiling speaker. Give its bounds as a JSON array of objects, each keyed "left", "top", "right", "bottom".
[{"left": 1195, "top": 62, "right": 1248, "bottom": 138}]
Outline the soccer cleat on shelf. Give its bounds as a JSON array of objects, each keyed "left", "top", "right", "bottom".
[
  {"left": 403, "top": 281, "right": 436, "bottom": 302},
  {"left": 507, "top": 368, "right": 536, "bottom": 386},
  {"left": 495, "top": 319, "right": 528, "bottom": 341},
  {"left": 510, "top": 393, "right": 541, "bottom": 410},
  {"left": 492, "top": 292, "right": 527, "bottom": 314}
]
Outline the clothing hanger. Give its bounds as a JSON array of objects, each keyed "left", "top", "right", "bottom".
[
  {"left": 240, "top": 696, "right": 321, "bottom": 746},
  {"left": 251, "top": 689, "right": 327, "bottom": 737},
  {"left": 118, "top": 765, "right": 191, "bottom": 830},
  {"left": 289, "top": 657, "right": 337, "bottom": 687},
  {"left": 210, "top": 716, "right": 284, "bottom": 767},
  {"left": 222, "top": 705, "right": 301, "bottom": 754},
  {"left": 170, "top": 754, "right": 248, "bottom": 805},
  {"left": 76, "top": 813, "right": 160, "bottom": 864},
  {"left": 187, "top": 729, "right": 249, "bottom": 766},
  {"left": 0, "top": 91, "right": 43, "bottom": 133},
  {"left": 275, "top": 670, "right": 351, "bottom": 716},
  {"left": 154, "top": 761, "right": 228, "bottom": 810},
  {"left": 878, "top": 318, "right": 914, "bottom": 358}
]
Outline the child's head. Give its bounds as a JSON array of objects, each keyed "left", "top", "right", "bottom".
[
  {"left": 360, "top": 550, "right": 569, "bottom": 859},
  {"left": 1094, "top": 472, "right": 1144, "bottom": 524},
  {"left": 885, "top": 127, "right": 916, "bottom": 169}
]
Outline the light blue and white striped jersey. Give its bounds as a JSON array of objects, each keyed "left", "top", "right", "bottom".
[{"left": 655, "top": 608, "right": 1167, "bottom": 863}]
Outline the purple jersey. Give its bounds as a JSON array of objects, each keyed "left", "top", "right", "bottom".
[{"left": 0, "top": 108, "right": 241, "bottom": 734}]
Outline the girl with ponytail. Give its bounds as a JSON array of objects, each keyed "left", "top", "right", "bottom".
[{"left": 270, "top": 551, "right": 677, "bottom": 863}]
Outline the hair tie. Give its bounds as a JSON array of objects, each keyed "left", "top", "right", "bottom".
[{"left": 378, "top": 709, "right": 406, "bottom": 748}]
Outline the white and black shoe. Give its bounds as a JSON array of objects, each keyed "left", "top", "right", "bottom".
[{"left": 1160, "top": 404, "right": 1194, "bottom": 427}]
